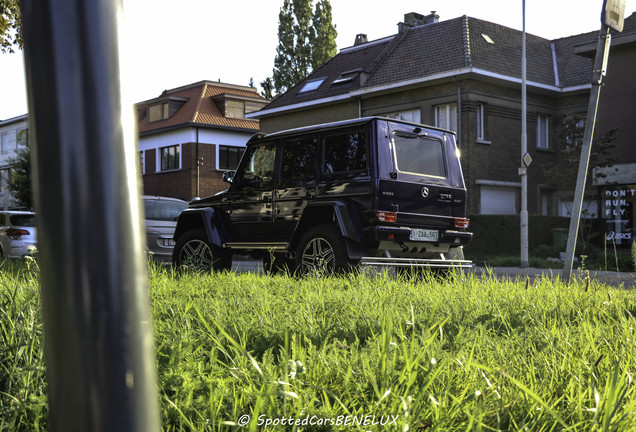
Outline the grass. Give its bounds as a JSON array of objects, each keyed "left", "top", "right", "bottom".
[{"left": 1, "top": 259, "right": 636, "bottom": 431}]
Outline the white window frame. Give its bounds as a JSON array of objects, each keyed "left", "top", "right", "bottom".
[
  {"left": 0, "top": 133, "right": 9, "bottom": 154},
  {"left": 139, "top": 151, "right": 145, "bottom": 175},
  {"left": 537, "top": 114, "right": 549, "bottom": 149},
  {"left": 298, "top": 78, "right": 326, "bottom": 94},
  {"left": 477, "top": 104, "right": 485, "bottom": 140},
  {"left": 435, "top": 103, "right": 458, "bottom": 133}
]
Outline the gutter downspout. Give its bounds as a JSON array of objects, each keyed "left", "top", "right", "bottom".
[
  {"left": 454, "top": 77, "right": 462, "bottom": 148},
  {"left": 195, "top": 127, "right": 200, "bottom": 200}
]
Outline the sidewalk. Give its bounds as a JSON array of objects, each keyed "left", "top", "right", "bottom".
[{"left": 472, "top": 266, "right": 636, "bottom": 288}]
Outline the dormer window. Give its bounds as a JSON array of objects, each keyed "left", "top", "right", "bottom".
[
  {"left": 145, "top": 97, "right": 187, "bottom": 123},
  {"left": 332, "top": 69, "right": 361, "bottom": 85},
  {"left": 213, "top": 93, "right": 269, "bottom": 119},
  {"left": 148, "top": 102, "right": 169, "bottom": 122},
  {"left": 298, "top": 78, "right": 326, "bottom": 94}
]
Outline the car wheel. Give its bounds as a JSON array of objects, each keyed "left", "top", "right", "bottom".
[
  {"left": 173, "top": 229, "right": 230, "bottom": 272},
  {"left": 296, "top": 225, "right": 350, "bottom": 276}
]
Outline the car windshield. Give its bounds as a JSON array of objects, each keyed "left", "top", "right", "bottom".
[
  {"left": 9, "top": 214, "right": 36, "bottom": 227},
  {"left": 392, "top": 133, "right": 446, "bottom": 178},
  {"left": 145, "top": 199, "right": 188, "bottom": 221}
]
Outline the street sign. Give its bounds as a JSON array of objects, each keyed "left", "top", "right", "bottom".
[
  {"left": 523, "top": 152, "right": 533, "bottom": 167},
  {"left": 602, "top": 0, "right": 626, "bottom": 32}
]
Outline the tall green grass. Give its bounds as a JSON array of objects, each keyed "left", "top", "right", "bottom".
[{"left": 1, "top": 260, "right": 636, "bottom": 431}]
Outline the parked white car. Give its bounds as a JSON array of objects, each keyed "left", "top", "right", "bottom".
[
  {"left": 143, "top": 196, "right": 188, "bottom": 262},
  {"left": 0, "top": 211, "right": 38, "bottom": 259}
]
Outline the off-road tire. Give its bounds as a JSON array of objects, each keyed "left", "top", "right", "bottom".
[
  {"left": 296, "top": 225, "right": 351, "bottom": 276},
  {"left": 173, "top": 229, "right": 230, "bottom": 272}
]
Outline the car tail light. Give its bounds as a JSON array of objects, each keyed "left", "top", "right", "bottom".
[
  {"left": 7, "top": 229, "right": 30, "bottom": 240},
  {"left": 377, "top": 211, "right": 397, "bottom": 223},
  {"left": 454, "top": 218, "right": 470, "bottom": 229}
]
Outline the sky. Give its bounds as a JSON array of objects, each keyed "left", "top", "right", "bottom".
[{"left": 1, "top": 0, "right": 635, "bottom": 120}]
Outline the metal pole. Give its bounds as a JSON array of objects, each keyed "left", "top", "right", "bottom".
[
  {"left": 563, "top": 26, "right": 612, "bottom": 282},
  {"left": 20, "top": 0, "right": 161, "bottom": 430},
  {"left": 520, "top": 0, "right": 529, "bottom": 268}
]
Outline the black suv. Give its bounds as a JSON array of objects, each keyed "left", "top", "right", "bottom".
[{"left": 172, "top": 117, "right": 472, "bottom": 273}]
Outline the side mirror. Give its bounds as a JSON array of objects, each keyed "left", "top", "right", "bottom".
[{"left": 222, "top": 170, "right": 236, "bottom": 184}]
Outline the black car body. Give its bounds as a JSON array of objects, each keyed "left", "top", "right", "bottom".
[{"left": 172, "top": 117, "right": 472, "bottom": 273}]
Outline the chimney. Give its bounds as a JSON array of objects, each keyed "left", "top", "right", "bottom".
[
  {"left": 403, "top": 11, "right": 439, "bottom": 28},
  {"left": 354, "top": 33, "right": 368, "bottom": 46}
]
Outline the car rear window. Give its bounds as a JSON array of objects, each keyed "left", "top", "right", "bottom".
[
  {"left": 9, "top": 214, "right": 36, "bottom": 227},
  {"left": 392, "top": 133, "right": 446, "bottom": 178},
  {"left": 145, "top": 200, "right": 188, "bottom": 221}
]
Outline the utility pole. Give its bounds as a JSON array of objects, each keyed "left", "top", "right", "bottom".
[
  {"left": 563, "top": 0, "right": 625, "bottom": 281},
  {"left": 520, "top": 0, "right": 529, "bottom": 268}
]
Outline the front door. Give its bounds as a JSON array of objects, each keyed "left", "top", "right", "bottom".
[{"left": 229, "top": 143, "right": 277, "bottom": 242}]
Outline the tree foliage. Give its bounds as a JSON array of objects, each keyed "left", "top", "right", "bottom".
[
  {"left": 7, "top": 143, "right": 32, "bottom": 210},
  {"left": 543, "top": 113, "right": 617, "bottom": 191},
  {"left": 263, "top": 0, "right": 337, "bottom": 96},
  {"left": 0, "top": 0, "right": 22, "bottom": 53}
]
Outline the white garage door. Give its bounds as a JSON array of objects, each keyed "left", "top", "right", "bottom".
[{"left": 480, "top": 186, "right": 517, "bottom": 215}]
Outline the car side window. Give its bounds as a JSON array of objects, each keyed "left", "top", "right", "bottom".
[
  {"left": 280, "top": 138, "right": 317, "bottom": 183},
  {"left": 236, "top": 144, "right": 276, "bottom": 189},
  {"left": 323, "top": 130, "right": 368, "bottom": 175}
]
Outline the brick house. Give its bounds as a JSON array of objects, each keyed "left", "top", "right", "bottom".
[
  {"left": 248, "top": 11, "right": 636, "bottom": 242},
  {"left": 136, "top": 81, "right": 268, "bottom": 201},
  {"left": 0, "top": 114, "right": 29, "bottom": 210}
]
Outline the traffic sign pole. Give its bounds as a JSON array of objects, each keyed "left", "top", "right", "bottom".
[{"left": 562, "top": 26, "right": 612, "bottom": 281}]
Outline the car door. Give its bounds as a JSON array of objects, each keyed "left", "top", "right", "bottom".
[
  {"left": 228, "top": 142, "right": 277, "bottom": 242},
  {"left": 273, "top": 137, "right": 318, "bottom": 242}
]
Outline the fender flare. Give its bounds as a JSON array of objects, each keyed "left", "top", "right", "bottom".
[
  {"left": 291, "top": 201, "right": 366, "bottom": 258},
  {"left": 173, "top": 207, "right": 230, "bottom": 248}
]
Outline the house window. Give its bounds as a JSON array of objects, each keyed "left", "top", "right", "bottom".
[
  {"left": 382, "top": 109, "right": 421, "bottom": 124},
  {"left": 1, "top": 133, "right": 8, "bottom": 154},
  {"left": 477, "top": 104, "right": 486, "bottom": 140},
  {"left": 16, "top": 129, "right": 28, "bottom": 148},
  {"left": 332, "top": 70, "right": 361, "bottom": 85},
  {"left": 218, "top": 145, "right": 245, "bottom": 170},
  {"left": 0, "top": 168, "right": 10, "bottom": 193},
  {"left": 435, "top": 103, "right": 458, "bottom": 133},
  {"left": 539, "top": 189, "right": 554, "bottom": 216},
  {"left": 139, "top": 151, "right": 145, "bottom": 174},
  {"left": 159, "top": 145, "right": 179, "bottom": 171},
  {"left": 148, "top": 102, "right": 169, "bottom": 123},
  {"left": 537, "top": 115, "right": 549, "bottom": 149},
  {"left": 298, "top": 78, "right": 326, "bottom": 94}
]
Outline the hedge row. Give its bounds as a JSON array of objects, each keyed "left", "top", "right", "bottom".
[{"left": 465, "top": 215, "right": 576, "bottom": 256}]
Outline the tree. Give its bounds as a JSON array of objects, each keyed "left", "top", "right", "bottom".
[
  {"left": 7, "top": 144, "right": 32, "bottom": 209},
  {"left": 0, "top": 0, "right": 22, "bottom": 53},
  {"left": 310, "top": 0, "right": 337, "bottom": 70},
  {"left": 543, "top": 114, "right": 617, "bottom": 191},
  {"left": 267, "top": 0, "right": 337, "bottom": 96}
]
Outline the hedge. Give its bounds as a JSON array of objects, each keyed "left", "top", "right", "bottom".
[{"left": 465, "top": 215, "right": 574, "bottom": 256}]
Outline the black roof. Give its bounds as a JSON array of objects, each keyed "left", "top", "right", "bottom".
[{"left": 259, "top": 13, "right": 636, "bottom": 115}]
